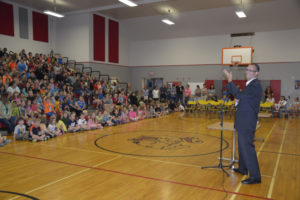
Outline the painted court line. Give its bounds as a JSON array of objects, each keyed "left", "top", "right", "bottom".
[
  {"left": 37, "top": 138, "right": 274, "bottom": 177},
  {"left": 37, "top": 143, "right": 206, "bottom": 169},
  {"left": 0, "top": 151, "right": 273, "bottom": 200},
  {"left": 258, "top": 150, "right": 300, "bottom": 157},
  {"left": 7, "top": 155, "right": 121, "bottom": 200},
  {"left": 267, "top": 121, "right": 289, "bottom": 198},
  {"left": 230, "top": 121, "right": 277, "bottom": 200}
]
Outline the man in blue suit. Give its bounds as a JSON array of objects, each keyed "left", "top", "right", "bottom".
[{"left": 223, "top": 63, "right": 262, "bottom": 184}]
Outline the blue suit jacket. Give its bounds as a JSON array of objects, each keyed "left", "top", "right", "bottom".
[{"left": 225, "top": 79, "right": 262, "bottom": 131}]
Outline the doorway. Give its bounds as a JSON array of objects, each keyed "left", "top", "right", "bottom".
[{"left": 145, "top": 78, "right": 164, "bottom": 90}]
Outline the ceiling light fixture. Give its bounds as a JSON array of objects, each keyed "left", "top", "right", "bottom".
[
  {"left": 43, "top": 0, "right": 64, "bottom": 18},
  {"left": 161, "top": 19, "right": 175, "bottom": 25},
  {"left": 43, "top": 10, "right": 64, "bottom": 18},
  {"left": 235, "top": 0, "right": 246, "bottom": 18},
  {"left": 235, "top": 11, "right": 246, "bottom": 18},
  {"left": 118, "top": 0, "right": 138, "bottom": 7}
]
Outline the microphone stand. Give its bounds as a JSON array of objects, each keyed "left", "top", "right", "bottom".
[{"left": 202, "top": 99, "right": 230, "bottom": 176}]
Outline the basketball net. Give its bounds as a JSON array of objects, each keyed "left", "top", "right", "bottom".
[{"left": 232, "top": 61, "right": 240, "bottom": 70}]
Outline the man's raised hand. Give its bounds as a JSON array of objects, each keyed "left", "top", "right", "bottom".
[{"left": 223, "top": 69, "right": 232, "bottom": 82}]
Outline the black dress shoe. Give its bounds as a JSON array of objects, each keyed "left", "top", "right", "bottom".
[
  {"left": 233, "top": 168, "right": 248, "bottom": 175},
  {"left": 241, "top": 177, "right": 261, "bottom": 184}
]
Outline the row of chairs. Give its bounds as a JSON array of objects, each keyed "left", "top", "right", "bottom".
[
  {"left": 186, "top": 100, "right": 299, "bottom": 119},
  {"left": 186, "top": 100, "right": 276, "bottom": 114},
  {"left": 185, "top": 100, "right": 235, "bottom": 113}
]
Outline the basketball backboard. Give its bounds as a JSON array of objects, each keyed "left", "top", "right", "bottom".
[{"left": 222, "top": 47, "right": 253, "bottom": 65}]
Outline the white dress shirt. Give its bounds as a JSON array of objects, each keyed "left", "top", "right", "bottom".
[{"left": 246, "top": 78, "right": 256, "bottom": 87}]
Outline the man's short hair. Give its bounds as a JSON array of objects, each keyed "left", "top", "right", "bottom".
[{"left": 253, "top": 63, "right": 260, "bottom": 72}]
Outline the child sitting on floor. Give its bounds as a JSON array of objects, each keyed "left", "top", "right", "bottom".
[
  {"left": 40, "top": 118, "right": 54, "bottom": 139},
  {"left": 129, "top": 106, "right": 138, "bottom": 121},
  {"left": 77, "top": 113, "right": 90, "bottom": 131},
  {"left": 103, "top": 111, "right": 113, "bottom": 126},
  {"left": 0, "top": 133, "right": 11, "bottom": 147},
  {"left": 56, "top": 115, "right": 67, "bottom": 134},
  {"left": 138, "top": 106, "right": 146, "bottom": 120},
  {"left": 111, "top": 109, "right": 121, "bottom": 125},
  {"left": 68, "top": 112, "right": 80, "bottom": 132},
  {"left": 14, "top": 118, "right": 28, "bottom": 141},
  {"left": 88, "top": 113, "right": 103, "bottom": 129},
  {"left": 61, "top": 111, "right": 70, "bottom": 131},
  {"left": 154, "top": 102, "right": 162, "bottom": 117},
  {"left": 121, "top": 108, "right": 130, "bottom": 124},
  {"left": 48, "top": 118, "right": 63, "bottom": 136},
  {"left": 29, "top": 119, "right": 47, "bottom": 142},
  {"left": 149, "top": 105, "right": 155, "bottom": 118}
]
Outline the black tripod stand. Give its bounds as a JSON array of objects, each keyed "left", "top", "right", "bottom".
[{"left": 202, "top": 102, "right": 230, "bottom": 176}]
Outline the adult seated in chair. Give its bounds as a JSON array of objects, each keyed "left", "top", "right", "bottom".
[
  {"left": 265, "top": 94, "right": 275, "bottom": 104},
  {"left": 264, "top": 86, "right": 274, "bottom": 102},
  {"left": 194, "top": 85, "right": 201, "bottom": 101},
  {"left": 274, "top": 96, "right": 287, "bottom": 112},
  {"left": 207, "top": 84, "right": 216, "bottom": 100},
  {"left": 200, "top": 83, "right": 208, "bottom": 100},
  {"left": 0, "top": 94, "right": 15, "bottom": 134},
  {"left": 289, "top": 97, "right": 300, "bottom": 115}
]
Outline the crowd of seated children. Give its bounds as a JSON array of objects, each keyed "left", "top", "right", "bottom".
[{"left": 0, "top": 47, "right": 186, "bottom": 145}]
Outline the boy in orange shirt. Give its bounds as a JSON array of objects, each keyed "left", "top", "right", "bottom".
[
  {"left": 43, "top": 97, "right": 54, "bottom": 120},
  {"left": 9, "top": 60, "right": 17, "bottom": 71},
  {"left": 29, "top": 119, "right": 47, "bottom": 142}
]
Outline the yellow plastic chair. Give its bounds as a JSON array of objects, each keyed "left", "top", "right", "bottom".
[
  {"left": 223, "top": 101, "right": 235, "bottom": 113},
  {"left": 207, "top": 100, "right": 220, "bottom": 112},
  {"left": 260, "top": 102, "right": 274, "bottom": 113},
  {"left": 198, "top": 100, "right": 209, "bottom": 111},
  {"left": 186, "top": 100, "right": 197, "bottom": 112}
]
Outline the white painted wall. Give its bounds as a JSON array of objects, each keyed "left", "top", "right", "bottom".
[
  {"left": 130, "top": 35, "right": 229, "bottom": 66},
  {"left": 252, "top": 29, "right": 300, "bottom": 63},
  {"left": 55, "top": 13, "right": 90, "bottom": 61},
  {"left": 0, "top": 2, "right": 55, "bottom": 55},
  {"left": 119, "top": 23, "right": 130, "bottom": 66},
  {"left": 129, "top": 29, "right": 300, "bottom": 66}
]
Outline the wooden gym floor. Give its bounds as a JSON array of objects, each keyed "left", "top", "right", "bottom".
[{"left": 0, "top": 112, "right": 299, "bottom": 200}]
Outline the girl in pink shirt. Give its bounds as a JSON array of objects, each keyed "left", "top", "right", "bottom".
[
  {"left": 138, "top": 106, "right": 146, "bottom": 120},
  {"left": 25, "top": 100, "right": 33, "bottom": 117},
  {"left": 129, "top": 107, "right": 138, "bottom": 121},
  {"left": 184, "top": 84, "right": 192, "bottom": 104},
  {"left": 31, "top": 99, "right": 40, "bottom": 114},
  {"left": 12, "top": 92, "right": 21, "bottom": 105}
]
